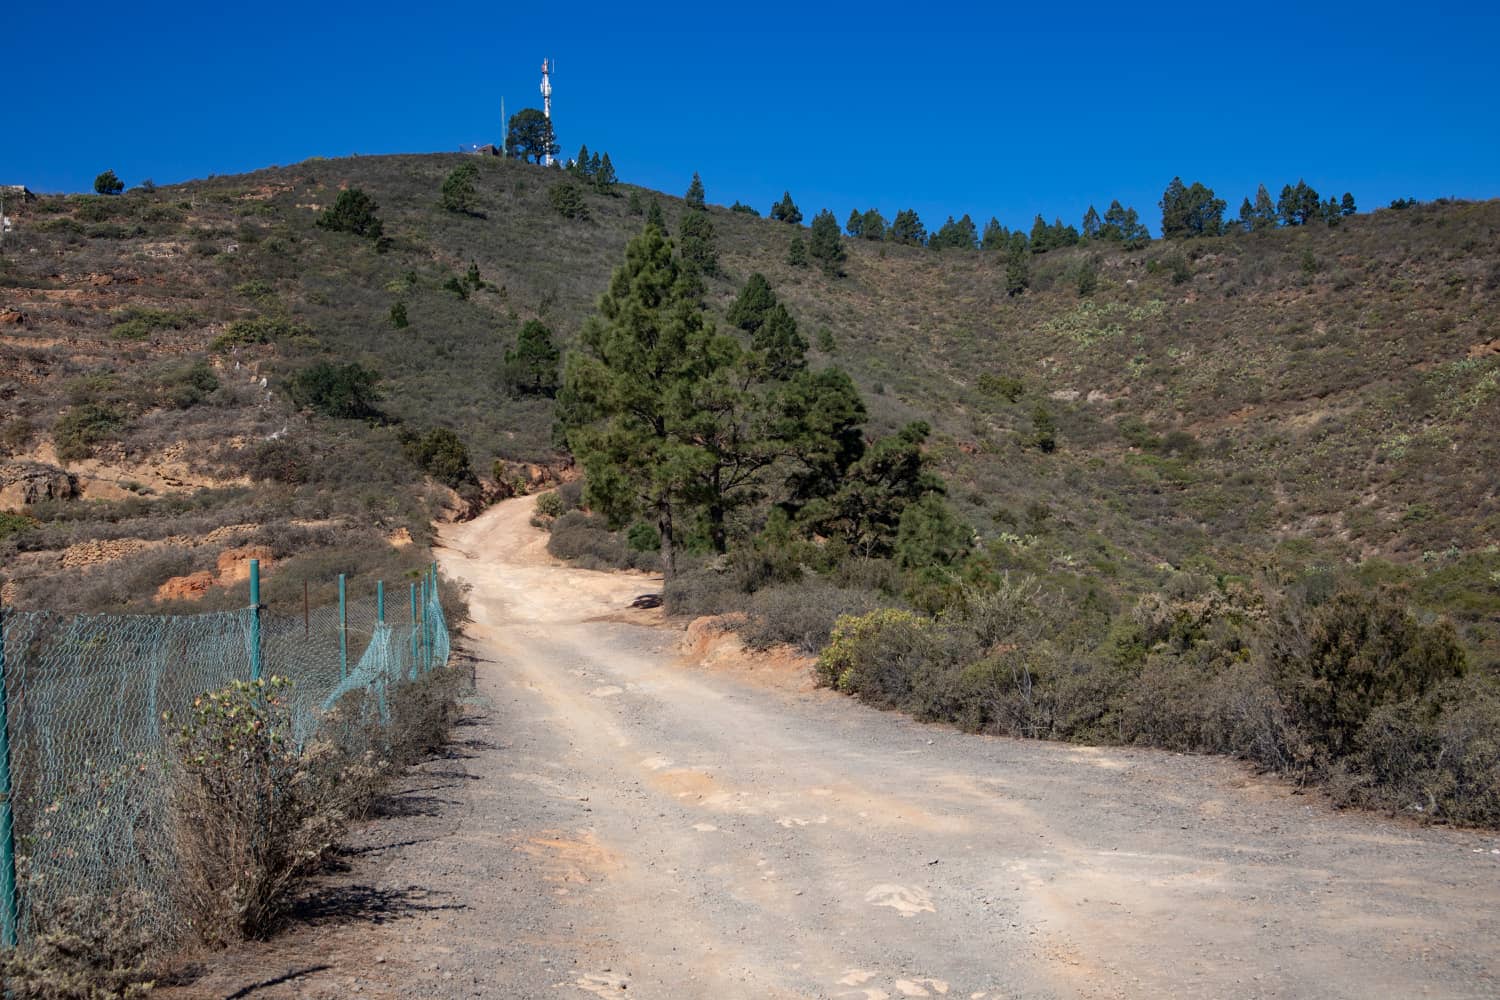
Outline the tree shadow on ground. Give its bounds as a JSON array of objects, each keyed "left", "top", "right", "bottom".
[{"left": 290, "top": 883, "right": 467, "bottom": 926}]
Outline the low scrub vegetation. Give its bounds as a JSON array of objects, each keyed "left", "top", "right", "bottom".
[{"left": 811, "top": 578, "right": 1500, "bottom": 826}]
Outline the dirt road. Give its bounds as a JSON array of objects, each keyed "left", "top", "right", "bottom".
[{"left": 175, "top": 495, "right": 1500, "bottom": 999}]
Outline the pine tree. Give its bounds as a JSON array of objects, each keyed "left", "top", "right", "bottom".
[
  {"left": 678, "top": 208, "right": 719, "bottom": 275},
  {"left": 441, "top": 162, "right": 480, "bottom": 215},
  {"left": 93, "top": 169, "right": 124, "bottom": 195},
  {"left": 1161, "top": 178, "right": 1225, "bottom": 238},
  {"left": 930, "top": 214, "right": 979, "bottom": 250},
  {"left": 770, "top": 191, "right": 803, "bottom": 224},
  {"left": 981, "top": 217, "right": 1007, "bottom": 250},
  {"left": 727, "top": 273, "right": 777, "bottom": 333},
  {"left": 572, "top": 144, "right": 591, "bottom": 177},
  {"left": 317, "top": 188, "right": 384, "bottom": 238},
  {"left": 787, "top": 234, "right": 808, "bottom": 267},
  {"left": 1082, "top": 205, "right": 1102, "bottom": 239},
  {"left": 808, "top": 209, "right": 846, "bottom": 275},
  {"left": 1159, "top": 177, "right": 1189, "bottom": 237},
  {"left": 846, "top": 209, "right": 864, "bottom": 238},
  {"left": 1004, "top": 244, "right": 1030, "bottom": 296},
  {"left": 1029, "top": 214, "right": 1051, "bottom": 253},
  {"left": 1278, "top": 180, "right": 1320, "bottom": 226},
  {"left": 589, "top": 152, "right": 602, "bottom": 178},
  {"left": 889, "top": 209, "right": 926, "bottom": 246},
  {"left": 555, "top": 227, "right": 719, "bottom": 577},
  {"left": 1340, "top": 192, "right": 1356, "bottom": 216},
  {"left": 753, "top": 303, "right": 810, "bottom": 381},
  {"left": 594, "top": 153, "right": 618, "bottom": 194},
  {"left": 502, "top": 320, "right": 561, "bottom": 397},
  {"left": 646, "top": 198, "right": 668, "bottom": 235},
  {"left": 1251, "top": 184, "right": 1278, "bottom": 231},
  {"left": 861, "top": 209, "right": 886, "bottom": 241},
  {"left": 685, "top": 172, "right": 706, "bottom": 210},
  {"left": 1238, "top": 197, "right": 1256, "bottom": 233},
  {"left": 507, "top": 108, "right": 559, "bottom": 164}
]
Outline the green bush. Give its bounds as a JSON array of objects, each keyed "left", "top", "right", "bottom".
[
  {"left": 316, "top": 187, "right": 383, "bottom": 238},
  {"left": 54, "top": 403, "right": 125, "bottom": 461},
  {"left": 1263, "top": 586, "right": 1467, "bottom": 760},
  {"left": 109, "top": 306, "right": 196, "bottom": 342},
  {"left": 626, "top": 520, "right": 660, "bottom": 552},
  {"left": 288, "top": 362, "right": 382, "bottom": 419},
  {"left": 534, "top": 491, "right": 564, "bottom": 519},
  {"left": 0, "top": 511, "right": 36, "bottom": 542},
  {"left": 977, "top": 373, "right": 1024, "bottom": 403},
  {"left": 211, "top": 314, "right": 306, "bottom": 349},
  {"left": 161, "top": 360, "right": 219, "bottom": 409},
  {"left": 817, "top": 608, "right": 935, "bottom": 700},
  {"left": 401, "top": 427, "right": 475, "bottom": 488}
]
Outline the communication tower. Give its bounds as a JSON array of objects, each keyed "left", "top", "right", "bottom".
[{"left": 540, "top": 58, "right": 554, "bottom": 166}]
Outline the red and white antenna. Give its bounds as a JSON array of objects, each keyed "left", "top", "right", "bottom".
[{"left": 540, "top": 58, "right": 554, "bottom": 166}]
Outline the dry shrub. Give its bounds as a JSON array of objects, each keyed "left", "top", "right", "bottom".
[
  {"left": 741, "top": 580, "right": 894, "bottom": 653},
  {"left": 0, "top": 895, "right": 155, "bottom": 999},
  {"left": 387, "top": 666, "right": 467, "bottom": 767},
  {"left": 663, "top": 561, "right": 740, "bottom": 617},
  {"left": 546, "top": 510, "right": 658, "bottom": 572},
  {"left": 1335, "top": 675, "right": 1500, "bottom": 824},
  {"left": 170, "top": 677, "right": 341, "bottom": 943}
]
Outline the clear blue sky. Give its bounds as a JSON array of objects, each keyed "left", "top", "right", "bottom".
[{"left": 5, "top": 1, "right": 1496, "bottom": 234}]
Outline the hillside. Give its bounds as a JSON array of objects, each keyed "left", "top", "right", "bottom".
[{"left": 1, "top": 152, "right": 1495, "bottom": 658}]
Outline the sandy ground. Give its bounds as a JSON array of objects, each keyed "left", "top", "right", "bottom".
[{"left": 164, "top": 494, "right": 1500, "bottom": 999}]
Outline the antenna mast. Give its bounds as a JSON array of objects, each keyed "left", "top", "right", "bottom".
[
  {"left": 500, "top": 96, "right": 508, "bottom": 157},
  {"left": 540, "top": 58, "right": 554, "bottom": 166}
]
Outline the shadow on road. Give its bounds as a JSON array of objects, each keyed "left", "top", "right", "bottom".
[{"left": 292, "top": 883, "right": 467, "bottom": 926}]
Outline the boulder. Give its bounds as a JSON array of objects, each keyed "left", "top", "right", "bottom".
[{"left": 0, "top": 462, "right": 79, "bottom": 507}]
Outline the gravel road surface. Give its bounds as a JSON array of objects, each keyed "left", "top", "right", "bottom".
[{"left": 168, "top": 495, "right": 1500, "bottom": 999}]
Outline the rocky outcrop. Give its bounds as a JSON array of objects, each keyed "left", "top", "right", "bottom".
[
  {"left": 155, "top": 572, "right": 216, "bottom": 603},
  {"left": 0, "top": 462, "right": 79, "bottom": 508},
  {"left": 216, "top": 545, "right": 274, "bottom": 584}
]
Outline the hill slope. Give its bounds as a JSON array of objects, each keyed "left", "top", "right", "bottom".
[{"left": 2, "top": 153, "right": 1495, "bottom": 658}]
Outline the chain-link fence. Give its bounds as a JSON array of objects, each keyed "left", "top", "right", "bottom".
[{"left": 0, "top": 561, "right": 452, "bottom": 945}]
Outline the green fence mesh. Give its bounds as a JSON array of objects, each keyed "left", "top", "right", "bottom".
[{"left": 0, "top": 568, "right": 451, "bottom": 942}]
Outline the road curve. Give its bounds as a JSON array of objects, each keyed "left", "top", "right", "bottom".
[{"left": 426, "top": 495, "right": 1500, "bottom": 999}]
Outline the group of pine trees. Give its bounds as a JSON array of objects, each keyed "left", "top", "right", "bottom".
[
  {"left": 1162, "top": 176, "right": 1356, "bottom": 238},
  {"left": 556, "top": 223, "right": 953, "bottom": 577},
  {"left": 566, "top": 144, "right": 618, "bottom": 194}
]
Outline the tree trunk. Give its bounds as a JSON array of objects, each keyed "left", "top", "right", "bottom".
[
  {"left": 709, "top": 467, "right": 727, "bottom": 554},
  {"left": 657, "top": 503, "right": 677, "bottom": 581}
]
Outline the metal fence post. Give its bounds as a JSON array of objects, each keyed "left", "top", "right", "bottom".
[
  {"left": 0, "top": 589, "right": 20, "bottom": 947},
  {"left": 377, "top": 580, "right": 385, "bottom": 624},
  {"left": 409, "top": 582, "right": 419, "bottom": 679},
  {"left": 249, "top": 559, "right": 263, "bottom": 682},
  {"left": 419, "top": 576, "right": 430, "bottom": 674},
  {"left": 338, "top": 574, "right": 348, "bottom": 680}
]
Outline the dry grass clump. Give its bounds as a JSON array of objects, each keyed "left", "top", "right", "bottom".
[{"left": 0, "top": 895, "right": 156, "bottom": 999}]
